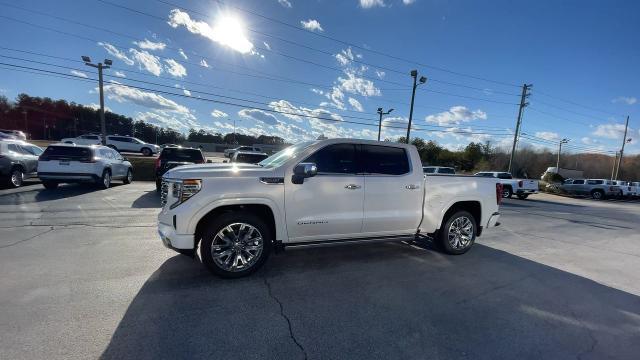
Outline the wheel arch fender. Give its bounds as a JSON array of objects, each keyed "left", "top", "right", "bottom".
[
  {"left": 188, "top": 198, "right": 285, "bottom": 246},
  {"left": 437, "top": 199, "right": 482, "bottom": 233}
]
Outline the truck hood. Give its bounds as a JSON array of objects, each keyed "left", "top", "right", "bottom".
[{"left": 163, "top": 163, "right": 277, "bottom": 179}]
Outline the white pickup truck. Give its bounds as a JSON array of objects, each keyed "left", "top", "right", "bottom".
[
  {"left": 158, "top": 139, "right": 502, "bottom": 278},
  {"left": 475, "top": 171, "right": 538, "bottom": 200}
]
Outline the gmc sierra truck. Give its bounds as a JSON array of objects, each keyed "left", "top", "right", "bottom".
[{"left": 158, "top": 139, "right": 502, "bottom": 278}]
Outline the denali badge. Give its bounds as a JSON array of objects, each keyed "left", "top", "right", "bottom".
[{"left": 297, "top": 220, "right": 328, "bottom": 225}]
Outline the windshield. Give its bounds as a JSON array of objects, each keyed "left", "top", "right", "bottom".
[{"left": 258, "top": 141, "right": 315, "bottom": 168}]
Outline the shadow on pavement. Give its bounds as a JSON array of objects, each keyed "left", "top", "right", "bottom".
[
  {"left": 131, "top": 189, "right": 161, "bottom": 208},
  {"left": 0, "top": 183, "right": 111, "bottom": 205},
  {"left": 100, "top": 243, "right": 640, "bottom": 359}
]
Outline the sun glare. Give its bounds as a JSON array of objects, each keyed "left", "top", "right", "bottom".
[{"left": 212, "top": 15, "right": 253, "bottom": 54}]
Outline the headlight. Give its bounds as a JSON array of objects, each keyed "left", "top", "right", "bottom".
[{"left": 169, "top": 179, "right": 202, "bottom": 209}]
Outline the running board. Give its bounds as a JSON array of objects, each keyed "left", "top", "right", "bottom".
[{"left": 276, "top": 234, "right": 420, "bottom": 251}]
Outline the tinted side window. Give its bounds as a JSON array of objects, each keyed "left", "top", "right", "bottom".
[
  {"left": 423, "top": 167, "right": 436, "bottom": 174},
  {"left": 498, "top": 173, "right": 513, "bottom": 179},
  {"left": 8, "top": 144, "right": 25, "bottom": 154},
  {"left": 362, "top": 145, "right": 409, "bottom": 175},
  {"left": 303, "top": 144, "right": 357, "bottom": 174},
  {"left": 573, "top": 180, "right": 584, "bottom": 184},
  {"left": 439, "top": 168, "right": 455, "bottom": 174}
]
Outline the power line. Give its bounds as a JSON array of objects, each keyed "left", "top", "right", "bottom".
[
  {"left": 1, "top": 4, "right": 521, "bottom": 105},
  {"left": 0, "top": 61, "right": 515, "bottom": 138}
]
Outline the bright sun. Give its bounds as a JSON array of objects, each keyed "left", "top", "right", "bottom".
[{"left": 212, "top": 15, "right": 253, "bottom": 54}]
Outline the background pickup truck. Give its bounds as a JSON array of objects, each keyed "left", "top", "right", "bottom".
[
  {"left": 475, "top": 171, "right": 538, "bottom": 199},
  {"left": 561, "top": 179, "right": 620, "bottom": 199},
  {"left": 158, "top": 139, "right": 502, "bottom": 278}
]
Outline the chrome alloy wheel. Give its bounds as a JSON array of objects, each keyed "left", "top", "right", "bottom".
[
  {"left": 103, "top": 172, "right": 111, "bottom": 188},
  {"left": 10, "top": 169, "right": 23, "bottom": 187},
  {"left": 447, "top": 216, "right": 474, "bottom": 250},
  {"left": 211, "top": 223, "right": 264, "bottom": 272}
]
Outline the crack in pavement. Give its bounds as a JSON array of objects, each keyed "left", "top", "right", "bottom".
[
  {"left": 0, "top": 227, "right": 55, "bottom": 248},
  {"left": 263, "top": 275, "right": 308, "bottom": 360}
]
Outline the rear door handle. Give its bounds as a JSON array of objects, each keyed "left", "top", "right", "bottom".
[
  {"left": 406, "top": 184, "right": 420, "bottom": 190},
  {"left": 345, "top": 184, "right": 362, "bottom": 190}
]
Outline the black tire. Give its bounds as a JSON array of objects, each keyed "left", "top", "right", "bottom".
[
  {"left": 97, "top": 169, "right": 111, "bottom": 189},
  {"left": 201, "top": 211, "right": 272, "bottom": 278},
  {"left": 517, "top": 193, "right": 529, "bottom": 200},
  {"left": 141, "top": 147, "right": 152, "bottom": 156},
  {"left": 156, "top": 179, "right": 161, "bottom": 193},
  {"left": 438, "top": 210, "right": 477, "bottom": 255},
  {"left": 591, "top": 190, "right": 604, "bottom": 200},
  {"left": 42, "top": 181, "right": 58, "bottom": 190},
  {"left": 8, "top": 167, "right": 24, "bottom": 188},
  {"left": 123, "top": 168, "right": 133, "bottom": 184},
  {"left": 502, "top": 186, "right": 513, "bottom": 198},
  {"left": 177, "top": 248, "right": 197, "bottom": 257}
]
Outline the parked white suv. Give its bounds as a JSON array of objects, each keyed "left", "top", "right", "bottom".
[
  {"left": 60, "top": 134, "right": 160, "bottom": 156},
  {"left": 38, "top": 144, "right": 133, "bottom": 189},
  {"left": 158, "top": 138, "right": 502, "bottom": 278},
  {"left": 475, "top": 171, "right": 538, "bottom": 199},
  {"left": 224, "top": 146, "right": 261, "bottom": 158}
]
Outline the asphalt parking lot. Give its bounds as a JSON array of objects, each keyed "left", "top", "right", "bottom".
[{"left": 0, "top": 183, "right": 639, "bottom": 359}]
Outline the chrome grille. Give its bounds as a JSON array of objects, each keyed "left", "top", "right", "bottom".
[{"left": 160, "top": 181, "right": 169, "bottom": 206}]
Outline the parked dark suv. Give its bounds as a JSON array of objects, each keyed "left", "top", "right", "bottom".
[
  {"left": 0, "top": 140, "right": 43, "bottom": 187},
  {"left": 155, "top": 147, "right": 206, "bottom": 192}
]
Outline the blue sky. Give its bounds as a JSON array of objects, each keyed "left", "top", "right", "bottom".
[{"left": 0, "top": 0, "right": 638, "bottom": 154}]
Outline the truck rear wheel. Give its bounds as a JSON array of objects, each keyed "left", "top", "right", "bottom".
[
  {"left": 591, "top": 190, "right": 604, "bottom": 200},
  {"left": 438, "top": 210, "right": 477, "bottom": 255},
  {"left": 502, "top": 186, "right": 512, "bottom": 198},
  {"left": 200, "top": 211, "right": 272, "bottom": 278}
]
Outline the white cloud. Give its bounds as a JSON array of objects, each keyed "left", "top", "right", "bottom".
[
  {"left": 278, "top": 0, "right": 292, "bottom": 8},
  {"left": 167, "top": 9, "right": 254, "bottom": 53},
  {"left": 113, "top": 71, "right": 126, "bottom": 78},
  {"left": 178, "top": 48, "right": 189, "bottom": 60},
  {"left": 70, "top": 70, "right": 88, "bottom": 78},
  {"left": 425, "top": 106, "right": 487, "bottom": 126},
  {"left": 86, "top": 103, "right": 112, "bottom": 112},
  {"left": 320, "top": 87, "right": 346, "bottom": 110},
  {"left": 129, "top": 49, "right": 163, "bottom": 76},
  {"left": 611, "top": 96, "right": 637, "bottom": 105},
  {"left": 164, "top": 59, "right": 187, "bottom": 78},
  {"left": 211, "top": 109, "right": 228, "bottom": 118},
  {"left": 359, "top": 0, "right": 386, "bottom": 8},
  {"left": 581, "top": 137, "right": 599, "bottom": 145},
  {"left": 133, "top": 39, "right": 166, "bottom": 51},
  {"left": 135, "top": 110, "right": 199, "bottom": 131},
  {"left": 592, "top": 123, "right": 627, "bottom": 139},
  {"left": 263, "top": 41, "right": 271, "bottom": 50},
  {"left": 268, "top": 100, "right": 343, "bottom": 125},
  {"left": 402, "top": 0, "right": 415, "bottom": 4},
  {"left": 103, "top": 82, "right": 190, "bottom": 115},
  {"left": 98, "top": 42, "right": 134, "bottom": 66},
  {"left": 535, "top": 131, "right": 559, "bottom": 141},
  {"left": 199, "top": 59, "right": 210, "bottom": 68},
  {"left": 375, "top": 70, "right": 386, "bottom": 79},
  {"left": 300, "top": 19, "right": 324, "bottom": 32},
  {"left": 238, "top": 109, "right": 279, "bottom": 125},
  {"left": 337, "top": 69, "right": 381, "bottom": 97},
  {"left": 335, "top": 47, "right": 355, "bottom": 66},
  {"left": 348, "top": 97, "right": 364, "bottom": 112},
  {"left": 183, "top": 89, "right": 192, "bottom": 96},
  {"left": 310, "top": 88, "right": 324, "bottom": 95}
]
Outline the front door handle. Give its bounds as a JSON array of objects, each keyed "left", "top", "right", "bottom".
[
  {"left": 345, "top": 184, "right": 361, "bottom": 190},
  {"left": 406, "top": 184, "right": 420, "bottom": 190}
]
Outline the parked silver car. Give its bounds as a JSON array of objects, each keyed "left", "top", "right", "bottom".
[
  {"left": 561, "top": 179, "right": 620, "bottom": 199},
  {"left": 0, "top": 140, "right": 43, "bottom": 187}
]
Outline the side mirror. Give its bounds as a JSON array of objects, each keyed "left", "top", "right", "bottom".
[
  {"left": 207, "top": 159, "right": 213, "bottom": 163},
  {"left": 223, "top": 160, "right": 228, "bottom": 163},
  {"left": 292, "top": 162, "right": 318, "bottom": 184}
]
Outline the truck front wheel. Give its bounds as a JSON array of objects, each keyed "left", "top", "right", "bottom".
[
  {"left": 200, "top": 212, "right": 272, "bottom": 278},
  {"left": 438, "top": 210, "right": 477, "bottom": 255},
  {"left": 502, "top": 186, "right": 513, "bottom": 198}
]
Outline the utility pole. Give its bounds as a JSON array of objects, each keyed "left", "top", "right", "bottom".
[
  {"left": 614, "top": 115, "right": 630, "bottom": 180},
  {"left": 377, "top": 107, "right": 393, "bottom": 141},
  {"left": 406, "top": 70, "right": 427, "bottom": 143},
  {"left": 508, "top": 83, "right": 532, "bottom": 174},
  {"left": 82, "top": 56, "right": 112, "bottom": 145},
  {"left": 556, "top": 138, "right": 570, "bottom": 170},
  {"left": 611, "top": 151, "right": 619, "bottom": 181},
  {"left": 22, "top": 110, "right": 28, "bottom": 139}
]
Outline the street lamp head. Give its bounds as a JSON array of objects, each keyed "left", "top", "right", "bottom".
[
  {"left": 388, "top": 108, "right": 394, "bottom": 113},
  {"left": 410, "top": 69, "right": 418, "bottom": 77},
  {"left": 81, "top": 56, "right": 91, "bottom": 63},
  {"left": 419, "top": 76, "right": 427, "bottom": 84},
  {"left": 377, "top": 107, "right": 383, "bottom": 113},
  {"left": 626, "top": 138, "right": 632, "bottom": 143},
  {"left": 104, "top": 59, "right": 113, "bottom": 66}
]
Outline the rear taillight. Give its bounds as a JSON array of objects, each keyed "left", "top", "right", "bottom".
[
  {"left": 518, "top": 180, "right": 523, "bottom": 187},
  {"left": 496, "top": 183, "right": 503, "bottom": 205},
  {"left": 155, "top": 157, "right": 161, "bottom": 170}
]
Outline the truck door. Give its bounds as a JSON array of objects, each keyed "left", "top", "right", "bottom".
[
  {"left": 361, "top": 144, "right": 423, "bottom": 235},
  {"left": 284, "top": 143, "right": 364, "bottom": 242}
]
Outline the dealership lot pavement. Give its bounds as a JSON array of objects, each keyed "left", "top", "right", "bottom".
[{"left": 0, "top": 183, "right": 639, "bottom": 359}]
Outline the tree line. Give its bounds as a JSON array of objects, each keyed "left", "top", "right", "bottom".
[{"left": 1, "top": 93, "right": 637, "bottom": 180}]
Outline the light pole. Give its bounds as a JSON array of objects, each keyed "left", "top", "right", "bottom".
[
  {"left": 377, "top": 107, "right": 393, "bottom": 141},
  {"left": 82, "top": 56, "right": 112, "bottom": 145},
  {"left": 22, "top": 110, "right": 28, "bottom": 138},
  {"left": 556, "top": 138, "right": 570, "bottom": 170},
  {"left": 233, "top": 119, "right": 241, "bottom": 144},
  {"left": 406, "top": 70, "right": 427, "bottom": 143}
]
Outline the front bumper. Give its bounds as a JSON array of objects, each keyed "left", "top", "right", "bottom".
[{"left": 158, "top": 221, "right": 194, "bottom": 250}]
